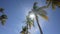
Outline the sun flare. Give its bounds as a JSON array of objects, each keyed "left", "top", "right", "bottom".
[{"left": 29, "top": 14, "right": 35, "bottom": 19}]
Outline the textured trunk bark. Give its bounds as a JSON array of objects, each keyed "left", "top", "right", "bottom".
[{"left": 35, "top": 15, "right": 43, "bottom": 34}]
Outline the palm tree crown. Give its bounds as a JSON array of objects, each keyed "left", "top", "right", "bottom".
[{"left": 28, "top": 2, "right": 48, "bottom": 34}]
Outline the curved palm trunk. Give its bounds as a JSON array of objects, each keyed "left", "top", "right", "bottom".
[{"left": 35, "top": 15, "right": 43, "bottom": 34}]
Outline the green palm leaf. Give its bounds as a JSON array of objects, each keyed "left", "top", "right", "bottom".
[{"left": 33, "top": 2, "right": 38, "bottom": 9}]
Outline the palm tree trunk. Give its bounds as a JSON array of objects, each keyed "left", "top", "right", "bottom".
[
  {"left": 26, "top": 23, "right": 28, "bottom": 34},
  {"left": 35, "top": 15, "right": 43, "bottom": 34}
]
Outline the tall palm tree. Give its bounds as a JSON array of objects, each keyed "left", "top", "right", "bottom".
[
  {"left": 28, "top": 2, "right": 48, "bottom": 34},
  {"left": 0, "top": 8, "right": 7, "bottom": 25},
  {"left": 46, "top": 0, "right": 60, "bottom": 10}
]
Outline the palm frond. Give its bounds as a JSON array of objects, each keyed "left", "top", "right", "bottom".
[
  {"left": 1, "top": 14, "right": 7, "bottom": 19},
  {"left": 20, "top": 26, "right": 27, "bottom": 34},
  {"left": 1, "top": 19, "right": 6, "bottom": 25},
  {"left": 33, "top": 2, "right": 38, "bottom": 9},
  {"left": 39, "top": 14, "right": 48, "bottom": 20},
  {"left": 38, "top": 6, "right": 48, "bottom": 10},
  {"left": 0, "top": 8, "right": 4, "bottom": 13},
  {"left": 37, "top": 9, "right": 47, "bottom": 15},
  {"left": 20, "top": 26, "right": 30, "bottom": 34},
  {"left": 52, "top": 3, "right": 56, "bottom": 10},
  {"left": 46, "top": 0, "right": 60, "bottom": 10},
  {"left": 26, "top": 16, "right": 34, "bottom": 29},
  {"left": 56, "top": 1, "right": 60, "bottom": 7},
  {"left": 0, "top": 14, "right": 7, "bottom": 25},
  {"left": 20, "top": 31, "right": 25, "bottom": 34}
]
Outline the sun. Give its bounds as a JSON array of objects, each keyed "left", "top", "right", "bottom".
[{"left": 29, "top": 13, "right": 35, "bottom": 19}]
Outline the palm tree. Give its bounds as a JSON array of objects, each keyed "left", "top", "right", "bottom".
[
  {"left": 28, "top": 2, "right": 48, "bottom": 34},
  {"left": 46, "top": 0, "right": 60, "bottom": 10},
  {"left": 0, "top": 8, "right": 7, "bottom": 25},
  {"left": 0, "top": 14, "right": 7, "bottom": 25}
]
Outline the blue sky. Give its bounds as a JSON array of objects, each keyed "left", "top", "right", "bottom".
[{"left": 0, "top": 0, "right": 60, "bottom": 34}]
